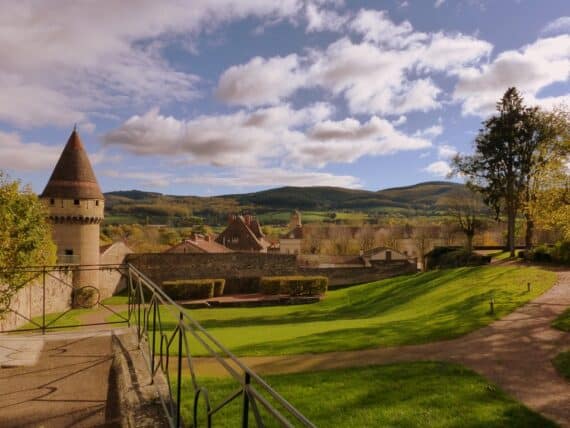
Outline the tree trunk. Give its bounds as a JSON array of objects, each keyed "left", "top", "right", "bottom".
[
  {"left": 466, "top": 233, "right": 474, "bottom": 254},
  {"left": 507, "top": 205, "right": 516, "bottom": 257},
  {"left": 525, "top": 216, "right": 534, "bottom": 250}
]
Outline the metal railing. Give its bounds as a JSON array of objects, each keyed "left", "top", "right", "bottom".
[{"left": 0, "top": 264, "right": 316, "bottom": 428}]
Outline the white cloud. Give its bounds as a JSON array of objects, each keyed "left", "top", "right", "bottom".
[
  {"left": 414, "top": 124, "right": 443, "bottom": 138},
  {"left": 0, "top": 131, "right": 59, "bottom": 171},
  {"left": 541, "top": 16, "right": 570, "bottom": 36},
  {"left": 0, "top": 0, "right": 302, "bottom": 127},
  {"left": 424, "top": 160, "right": 451, "bottom": 177},
  {"left": 393, "top": 115, "right": 407, "bottom": 126},
  {"left": 103, "top": 170, "right": 172, "bottom": 187},
  {"left": 434, "top": 0, "right": 445, "bottom": 8},
  {"left": 305, "top": 2, "right": 349, "bottom": 33},
  {"left": 104, "top": 104, "right": 430, "bottom": 169},
  {"left": 216, "top": 55, "right": 306, "bottom": 106},
  {"left": 437, "top": 144, "right": 457, "bottom": 159},
  {"left": 454, "top": 35, "right": 570, "bottom": 116},
  {"left": 215, "top": 10, "right": 492, "bottom": 116},
  {"left": 174, "top": 167, "right": 362, "bottom": 188}
]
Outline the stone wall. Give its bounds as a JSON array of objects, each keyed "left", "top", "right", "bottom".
[
  {"left": 126, "top": 253, "right": 298, "bottom": 285},
  {"left": 99, "top": 242, "right": 133, "bottom": 300},
  {"left": 301, "top": 260, "right": 417, "bottom": 287},
  {"left": 126, "top": 253, "right": 416, "bottom": 292},
  {"left": 0, "top": 270, "right": 73, "bottom": 332}
]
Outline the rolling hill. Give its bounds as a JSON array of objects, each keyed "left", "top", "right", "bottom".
[{"left": 104, "top": 181, "right": 466, "bottom": 225}]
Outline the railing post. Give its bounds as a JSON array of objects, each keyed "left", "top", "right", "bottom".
[
  {"left": 127, "top": 267, "right": 133, "bottom": 327},
  {"left": 176, "top": 311, "right": 184, "bottom": 428},
  {"left": 150, "top": 299, "right": 157, "bottom": 380},
  {"left": 42, "top": 267, "right": 46, "bottom": 335},
  {"left": 242, "top": 372, "right": 251, "bottom": 428}
]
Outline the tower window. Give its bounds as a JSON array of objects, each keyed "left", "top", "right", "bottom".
[
  {"left": 95, "top": 200, "right": 99, "bottom": 206},
  {"left": 50, "top": 198, "right": 55, "bottom": 205},
  {"left": 65, "top": 249, "right": 74, "bottom": 255},
  {"left": 74, "top": 199, "right": 80, "bottom": 206}
]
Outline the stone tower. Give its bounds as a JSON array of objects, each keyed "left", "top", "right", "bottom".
[{"left": 41, "top": 128, "right": 104, "bottom": 290}]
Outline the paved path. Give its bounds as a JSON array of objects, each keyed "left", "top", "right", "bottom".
[
  {"left": 0, "top": 329, "right": 125, "bottom": 427},
  {"left": 193, "top": 270, "right": 570, "bottom": 427}
]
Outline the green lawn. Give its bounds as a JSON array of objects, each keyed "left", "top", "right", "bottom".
[
  {"left": 110, "top": 265, "right": 555, "bottom": 356},
  {"left": 178, "top": 362, "right": 555, "bottom": 428},
  {"left": 552, "top": 307, "right": 570, "bottom": 332},
  {"left": 16, "top": 308, "right": 88, "bottom": 331},
  {"left": 553, "top": 351, "right": 570, "bottom": 381}
]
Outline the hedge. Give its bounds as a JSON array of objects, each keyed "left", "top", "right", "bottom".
[
  {"left": 161, "top": 279, "right": 220, "bottom": 300},
  {"left": 260, "top": 276, "right": 328, "bottom": 297}
]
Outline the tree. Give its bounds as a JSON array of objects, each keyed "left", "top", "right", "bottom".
[
  {"left": 453, "top": 88, "right": 542, "bottom": 256},
  {"left": 0, "top": 172, "right": 56, "bottom": 316},
  {"left": 444, "top": 190, "right": 485, "bottom": 253},
  {"left": 522, "top": 107, "right": 570, "bottom": 246}
]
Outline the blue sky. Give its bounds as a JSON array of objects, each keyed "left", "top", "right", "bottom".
[{"left": 0, "top": 0, "right": 568, "bottom": 196}]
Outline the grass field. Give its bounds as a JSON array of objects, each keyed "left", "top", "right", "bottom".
[
  {"left": 553, "top": 351, "right": 570, "bottom": 381},
  {"left": 16, "top": 308, "right": 88, "bottom": 331},
  {"left": 109, "top": 265, "right": 555, "bottom": 356},
  {"left": 179, "top": 362, "right": 555, "bottom": 427}
]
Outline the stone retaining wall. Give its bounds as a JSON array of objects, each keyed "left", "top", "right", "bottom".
[{"left": 0, "top": 270, "right": 73, "bottom": 332}]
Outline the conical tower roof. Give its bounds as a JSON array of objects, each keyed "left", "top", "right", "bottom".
[{"left": 41, "top": 129, "right": 104, "bottom": 199}]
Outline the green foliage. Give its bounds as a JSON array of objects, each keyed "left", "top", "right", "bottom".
[
  {"left": 454, "top": 88, "right": 547, "bottom": 254},
  {"left": 553, "top": 351, "right": 570, "bottom": 381},
  {"left": 112, "top": 266, "right": 556, "bottom": 356},
  {"left": 161, "top": 279, "right": 226, "bottom": 300},
  {"left": 0, "top": 172, "right": 56, "bottom": 315},
  {"left": 179, "top": 362, "right": 555, "bottom": 427},
  {"left": 528, "top": 241, "right": 570, "bottom": 265},
  {"left": 260, "top": 276, "right": 328, "bottom": 296},
  {"left": 427, "top": 247, "right": 491, "bottom": 269}
]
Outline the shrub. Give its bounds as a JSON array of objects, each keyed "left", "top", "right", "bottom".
[
  {"left": 260, "top": 276, "right": 328, "bottom": 296},
  {"left": 427, "top": 247, "right": 490, "bottom": 270},
  {"left": 529, "top": 241, "right": 570, "bottom": 265},
  {"left": 162, "top": 279, "right": 214, "bottom": 300}
]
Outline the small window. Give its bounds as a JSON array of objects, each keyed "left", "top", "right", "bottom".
[
  {"left": 50, "top": 198, "right": 55, "bottom": 205},
  {"left": 95, "top": 200, "right": 99, "bottom": 206},
  {"left": 74, "top": 199, "right": 80, "bottom": 206},
  {"left": 64, "top": 249, "right": 74, "bottom": 255}
]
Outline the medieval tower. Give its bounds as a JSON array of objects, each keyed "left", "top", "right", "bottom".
[{"left": 40, "top": 128, "right": 104, "bottom": 290}]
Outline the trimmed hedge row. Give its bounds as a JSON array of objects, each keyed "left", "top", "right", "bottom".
[
  {"left": 162, "top": 278, "right": 225, "bottom": 300},
  {"left": 260, "top": 276, "right": 328, "bottom": 297}
]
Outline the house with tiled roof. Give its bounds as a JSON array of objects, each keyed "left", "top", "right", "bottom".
[
  {"left": 166, "top": 233, "right": 233, "bottom": 254},
  {"left": 215, "top": 214, "right": 271, "bottom": 252}
]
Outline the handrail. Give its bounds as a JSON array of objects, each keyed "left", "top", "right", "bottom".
[{"left": 126, "top": 263, "right": 316, "bottom": 428}]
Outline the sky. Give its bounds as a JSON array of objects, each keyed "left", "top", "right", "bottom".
[{"left": 0, "top": 0, "right": 568, "bottom": 196}]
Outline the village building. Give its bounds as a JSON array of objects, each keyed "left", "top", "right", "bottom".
[
  {"left": 166, "top": 233, "right": 233, "bottom": 253},
  {"left": 279, "top": 210, "right": 303, "bottom": 255},
  {"left": 215, "top": 214, "right": 272, "bottom": 252},
  {"left": 362, "top": 246, "right": 410, "bottom": 262}
]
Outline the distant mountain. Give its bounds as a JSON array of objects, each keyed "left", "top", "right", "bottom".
[{"left": 104, "top": 181, "right": 465, "bottom": 225}]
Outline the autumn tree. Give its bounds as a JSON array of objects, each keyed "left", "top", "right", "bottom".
[
  {"left": 0, "top": 172, "right": 56, "bottom": 316},
  {"left": 522, "top": 107, "right": 570, "bottom": 246},
  {"left": 453, "top": 88, "right": 544, "bottom": 256}
]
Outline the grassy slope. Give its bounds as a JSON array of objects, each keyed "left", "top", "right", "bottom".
[
  {"left": 180, "top": 362, "right": 554, "bottom": 428},
  {"left": 112, "top": 265, "right": 556, "bottom": 356},
  {"left": 552, "top": 307, "right": 570, "bottom": 332}
]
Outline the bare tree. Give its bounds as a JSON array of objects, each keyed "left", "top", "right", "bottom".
[{"left": 445, "top": 190, "right": 485, "bottom": 253}]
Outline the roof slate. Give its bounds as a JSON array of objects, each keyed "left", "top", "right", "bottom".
[{"left": 41, "top": 129, "right": 103, "bottom": 200}]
